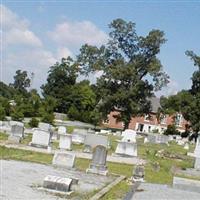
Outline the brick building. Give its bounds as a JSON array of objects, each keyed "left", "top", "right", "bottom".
[{"left": 102, "top": 97, "right": 188, "bottom": 133}]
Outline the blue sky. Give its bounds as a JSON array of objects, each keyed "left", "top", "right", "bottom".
[{"left": 1, "top": 1, "right": 200, "bottom": 96}]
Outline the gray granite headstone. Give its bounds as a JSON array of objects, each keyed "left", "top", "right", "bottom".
[
  {"left": 87, "top": 145, "right": 108, "bottom": 175},
  {"left": 84, "top": 134, "right": 108, "bottom": 152},
  {"left": 8, "top": 124, "right": 24, "bottom": 143},
  {"left": 11, "top": 124, "right": 24, "bottom": 138},
  {"left": 132, "top": 165, "right": 145, "bottom": 182},
  {"left": 52, "top": 152, "right": 75, "bottom": 168},
  {"left": 38, "top": 122, "right": 51, "bottom": 132},
  {"left": 31, "top": 129, "right": 51, "bottom": 148},
  {"left": 43, "top": 175, "right": 72, "bottom": 192},
  {"left": 72, "top": 128, "right": 87, "bottom": 144}
]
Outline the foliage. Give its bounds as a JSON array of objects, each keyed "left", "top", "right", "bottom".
[
  {"left": 10, "top": 106, "right": 24, "bottom": 121},
  {"left": 10, "top": 70, "right": 31, "bottom": 94},
  {"left": 0, "top": 106, "right": 6, "bottom": 120},
  {"left": 77, "top": 18, "right": 169, "bottom": 128},
  {"left": 29, "top": 118, "right": 39, "bottom": 128},
  {"left": 163, "top": 124, "right": 180, "bottom": 135},
  {"left": 161, "top": 51, "right": 200, "bottom": 133},
  {"left": 0, "top": 81, "right": 17, "bottom": 98},
  {"left": 39, "top": 96, "right": 56, "bottom": 124},
  {"left": 41, "top": 57, "right": 78, "bottom": 113}
]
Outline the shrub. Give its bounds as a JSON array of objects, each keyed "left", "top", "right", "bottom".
[
  {"left": 41, "top": 112, "right": 54, "bottom": 124},
  {"left": 10, "top": 109, "right": 24, "bottom": 121},
  {"left": 0, "top": 107, "right": 6, "bottom": 120},
  {"left": 163, "top": 124, "right": 180, "bottom": 135},
  {"left": 29, "top": 117, "right": 39, "bottom": 128}
]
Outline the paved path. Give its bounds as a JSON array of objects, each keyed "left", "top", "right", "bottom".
[
  {"left": 132, "top": 183, "right": 200, "bottom": 200},
  {"left": 0, "top": 143, "right": 146, "bottom": 165},
  {"left": 0, "top": 160, "right": 114, "bottom": 200}
]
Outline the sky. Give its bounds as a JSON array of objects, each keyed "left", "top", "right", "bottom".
[{"left": 1, "top": 0, "right": 200, "bottom": 96}]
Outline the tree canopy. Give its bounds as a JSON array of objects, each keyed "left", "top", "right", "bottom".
[
  {"left": 77, "top": 18, "right": 169, "bottom": 128},
  {"left": 161, "top": 51, "right": 200, "bottom": 133}
]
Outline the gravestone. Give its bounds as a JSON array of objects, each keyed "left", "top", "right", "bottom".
[
  {"left": 38, "top": 122, "right": 51, "bottom": 132},
  {"left": 58, "top": 126, "right": 66, "bottom": 135},
  {"left": 144, "top": 137, "right": 148, "bottom": 144},
  {"left": 115, "top": 140, "right": 137, "bottom": 157},
  {"left": 31, "top": 129, "right": 51, "bottom": 148},
  {"left": 8, "top": 124, "right": 24, "bottom": 143},
  {"left": 72, "top": 128, "right": 87, "bottom": 144},
  {"left": 86, "top": 145, "right": 108, "bottom": 175},
  {"left": 43, "top": 175, "right": 72, "bottom": 192},
  {"left": 84, "top": 134, "right": 108, "bottom": 152},
  {"left": 59, "top": 134, "right": 72, "bottom": 150},
  {"left": 9, "top": 121, "right": 24, "bottom": 127},
  {"left": 147, "top": 134, "right": 156, "bottom": 143},
  {"left": 52, "top": 152, "right": 75, "bottom": 168},
  {"left": 184, "top": 143, "right": 189, "bottom": 150},
  {"left": 194, "top": 137, "right": 200, "bottom": 170},
  {"left": 156, "top": 135, "right": 169, "bottom": 144},
  {"left": 194, "top": 157, "right": 200, "bottom": 170},
  {"left": 121, "top": 129, "right": 137, "bottom": 143},
  {"left": 194, "top": 137, "right": 200, "bottom": 157},
  {"left": 132, "top": 165, "right": 145, "bottom": 182}
]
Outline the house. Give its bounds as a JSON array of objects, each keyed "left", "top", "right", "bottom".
[{"left": 102, "top": 97, "right": 188, "bottom": 133}]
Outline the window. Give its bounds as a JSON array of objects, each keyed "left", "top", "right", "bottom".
[
  {"left": 144, "top": 114, "right": 151, "bottom": 121},
  {"left": 160, "top": 114, "right": 167, "bottom": 124},
  {"left": 175, "top": 114, "right": 182, "bottom": 127}
]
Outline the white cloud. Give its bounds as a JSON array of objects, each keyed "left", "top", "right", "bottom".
[
  {"left": 1, "top": 4, "right": 42, "bottom": 47},
  {"left": 48, "top": 20, "right": 108, "bottom": 48},
  {"left": 156, "top": 79, "right": 179, "bottom": 97},
  {"left": 57, "top": 47, "right": 73, "bottom": 60},
  {"left": 6, "top": 28, "right": 42, "bottom": 47},
  {"left": 3, "top": 49, "right": 57, "bottom": 89}
]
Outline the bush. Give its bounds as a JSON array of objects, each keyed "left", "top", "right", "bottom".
[
  {"left": 163, "top": 124, "right": 180, "bottom": 135},
  {"left": 10, "top": 109, "right": 24, "bottom": 121},
  {"left": 29, "top": 117, "right": 39, "bottom": 128},
  {"left": 41, "top": 112, "right": 54, "bottom": 124},
  {"left": 0, "top": 107, "right": 6, "bottom": 120},
  {"left": 181, "top": 131, "right": 190, "bottom": 138}
]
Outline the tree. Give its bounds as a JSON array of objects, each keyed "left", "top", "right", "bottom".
[
  {"left": 41, "top": 57, "right": 78, "bottom": 113},
  {"left": 77, "top": 19, "right": 169, "bottom": 129},
  {"left": 0, "top": 81, "right": 17, "bottom": 98},
  {"left": 161, "top": 51, "right": 200, "bottom": 135},
  {"left": 39, "top": 96, "right": 57, "bottom": 124},
  {"left": 10, "top": 70, "right": 31, "bottom": 94},
  {"left": 67, "top": 80, "right": 97, "bottom": 123}
]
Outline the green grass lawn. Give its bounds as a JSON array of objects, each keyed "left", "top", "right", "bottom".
[
  {"left": 137, "top": 138, "right": 195, "bottom": 184},
  {"left": 21, "top": 134, "right": 32, "bottom": 145},
  {"left": 0, "top": 133, "right": 197, "bottom": 199},
  {"left": 0, "top": 132, "right": 9, "bottom": 141}
]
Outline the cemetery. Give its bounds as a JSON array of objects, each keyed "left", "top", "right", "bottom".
[
  {"left": 1, "top": 120, "right": 200, "bottom": 199},
  {"left": 1, "top": 3, "right": 200, "bottom": 199}
]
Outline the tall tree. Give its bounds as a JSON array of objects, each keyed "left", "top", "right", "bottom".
[
  {"left": 161, "top": 51, "right": 200, "bottom": 134},
  {"left": 77, "top": 19, "right": 169, "bottom": 129},
  {"left": 41, "top": 57, "right": 78, "bottom": 113},
  {"left": 10, "top": 70, "right": 31, "bottom": 94}
]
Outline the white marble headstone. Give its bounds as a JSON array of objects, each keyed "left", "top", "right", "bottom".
[
  {"left": 59, "top": 134, "right": 72, "bottom": 150},
  {"left": 121, "top": 129, "right": 137, "bottom": 143},
  {"left": 31, "top": 129, "right": 51, "bottom": 148},
  {"left": 52, "top": 152, "right": 75, "bottom": 168}
]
